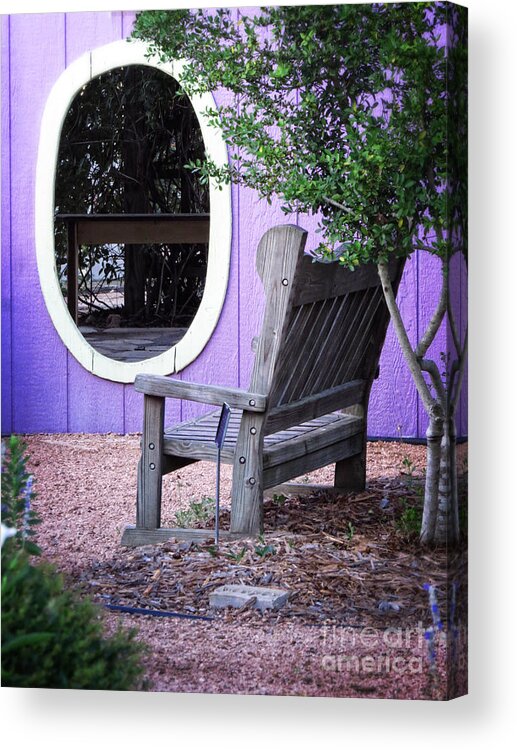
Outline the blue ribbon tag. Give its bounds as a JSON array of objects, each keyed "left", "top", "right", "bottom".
[{"left": 215, "top": 402, "right": 231, "bottom": 449}]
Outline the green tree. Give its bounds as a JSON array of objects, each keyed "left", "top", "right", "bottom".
[{"left": 133, "top": 2, "right": 467, "bottom": 545}]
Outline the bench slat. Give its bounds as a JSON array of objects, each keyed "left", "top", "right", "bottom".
[
  {"left": 162, "top": 408, "right": 362, "bottom": 471},
  {"left": 290, "top": 254, "right": 399, "bottom": 306},
  {"left": 265, "top": 380, "right": 365, "bottom": 434}
]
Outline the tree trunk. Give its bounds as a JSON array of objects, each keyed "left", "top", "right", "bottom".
[
  {"left": 435, "top": 417, "right": 460, "bottom": 544},
  {"left": 377, "top": 261, "right": 463, "bottom": 547},
  {"left": 420, "top": 414, "right": 460, "bottom": 545},
  {"left": 420, "top": 416, "right": 443, "bottom": 545}
]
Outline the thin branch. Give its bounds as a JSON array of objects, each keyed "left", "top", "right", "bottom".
[
  {"left": 415, "top": 258, "right": 448, "bottom": 359},
  {"left": 426, "top": 165, "right": 445, "bottom": 244},
  {"left": 377, "top": 262, "right": 441, "bottom": 420},
  {"left": 322, "top": 195, "right": 353, "bottom": 214},
  {"left": 413, "top": 240, "right": 441, "bottom": 253},
  {"left": 447, "top": 286, "right": 462, "bottom": 358},
  {"left": 419, "top": 358, "right": 447, "bottom": 411},
  {"left": 450, "top": 327, "right": 468, "bottom": 416}
]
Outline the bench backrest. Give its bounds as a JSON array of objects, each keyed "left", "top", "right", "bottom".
[{"left": 249, "top": 225, "right": 402, "bottom": 433}]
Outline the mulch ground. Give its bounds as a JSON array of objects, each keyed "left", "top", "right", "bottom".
[
  {"left": 24, "top": 433, "right": 468, "bottom": 699},
  {"left": 84, "top": 486, "right": 458, "bottom": 628}
]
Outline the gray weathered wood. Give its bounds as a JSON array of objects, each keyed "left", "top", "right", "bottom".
[
  {"left": 263, "top": 433, "right": 364, "bottom": 489},
  {"left": 265, "top": 380, "right": 365, "bottom": 434},
  {"left": 335, "top": 450, "right": 366, "bottom": 492},
  {"left": 275, "top": 296, "right": 337, "bottom": 404},
  {"left": 163, "top": 437, "right": 235, "bottom": 464},
  {"left": 121, "top": 526, "right": 243, "bottom": 546},
  {"left": 134, "top": 374, "right": 267, "bottom": 412},
  {"left": 249, "top": 225, "right": 308, "bottom": 395},
  {"left": 290, "top": 254, "right": 399, "bottom": 306},
  {"left": 126, "top": 224, "right": 402, "bottom": 545},
  {"left": 319, "top": 290, "right": 380, "bottom": 391},
  {"left": 264, "top": 413, "right": 362, "bottom": 469},
  {"left": 137, "top": 395, "right": 165, "bottom": 529},
  {"left": 336, "top": 288, "right": 385, "bottom": 385},
  {"left": 229, "top": 411, "right": 267, "bottom": 535}
]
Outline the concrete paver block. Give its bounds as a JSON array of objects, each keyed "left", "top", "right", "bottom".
[{"left": 209, "top": 584, "right": 290, "bottom": 611}]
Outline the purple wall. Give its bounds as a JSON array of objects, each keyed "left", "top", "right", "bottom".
[{"left": 0, "top": 10, "right": 467, "bottom": 440}]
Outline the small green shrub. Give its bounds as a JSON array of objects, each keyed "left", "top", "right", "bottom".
[
  {"left": 225, "top": 546, "right": 247, "bottom": 563},
  {"left": 1, "top": 435, "right": 41, "bottom": 555},
  {"left": 175, "top": 496, "right": 215, "bottom": 528},
  {"left": 401, "top": 455, "right": 417, "bottom": 478},
  {"left": 1, "top": 435, "right": 147, "bottom": 691},
  {"left": 254, "top": 534, "right": 276, "bottom": 558},
  {"left": 396, "top": 499, "right": 422, "bottom": 539},
  {"left": 2, "top": 549, "right": 147, "bottom": 690}
]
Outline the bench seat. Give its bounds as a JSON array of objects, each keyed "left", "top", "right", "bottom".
[{"left": 163, "top": 408, "right": 363, "bottom": 485}]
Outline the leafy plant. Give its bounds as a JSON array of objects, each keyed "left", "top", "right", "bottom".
[
  {"left": 254, "top": 534, "right": 276, "bottom": 558},
  {"left": 401, "top": 455, "right": 417, "bottom": 480},
  {"left": 174, "top": 496, "right": 216, "bottom": 528},
  {"left": 272, "top": 493, "right": 287, "bottom": 506},
  {"left": 346, "top": 521, "right": 355, "bottom": 540},
  {"left": 1, "top": 436, "right": 41, "bottom": 556},
  {"left": 396, "top": 499, "right": 422, "bottom": 540},
  {"left": 1, "top": 549, "right": 147, "bottom": 690},
  {"left": 225, "top": 546, "right": 247, "bottom": 563},
  {"left": 1, "top": 442, "right": 147, "bottom": 690}
]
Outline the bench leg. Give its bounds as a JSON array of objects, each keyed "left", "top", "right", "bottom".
[
  {"left": 334, "top": 443, "right": 366, "bottom": 493},
  {"left": 230, "top": 478, "right": 264, "bottom": 536},
  {"left": 230, "top": 413, "right": 265, "bottom": 536},
  {"left": 136, "top": 395, "right": 164, "bottom": 529}
]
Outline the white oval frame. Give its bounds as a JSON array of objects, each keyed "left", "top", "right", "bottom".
[{"left": 35, "top": 40, "right": 231, "bottom": 383}]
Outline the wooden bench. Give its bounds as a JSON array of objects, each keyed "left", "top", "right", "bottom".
[{"left": 121, "top": 224, "right": 401, "bottom": 546}]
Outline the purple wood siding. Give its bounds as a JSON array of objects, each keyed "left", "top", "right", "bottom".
[
  {"left": 0, "top": 10, "right": 467, "bottom": 439},
  {"left": 8, "top": 13, "right": 68, "bottom": 434},
  {"left": 1, "top": 15, "right": 12, "bottom": 435}
]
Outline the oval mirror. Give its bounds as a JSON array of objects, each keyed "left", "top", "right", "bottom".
[{"left": 36, "top": 41, "right": 231, "bottom": 383}]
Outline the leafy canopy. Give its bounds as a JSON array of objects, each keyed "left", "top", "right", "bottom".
[{"left": 133, "top": 3, "right": 466, "bottom": 270}]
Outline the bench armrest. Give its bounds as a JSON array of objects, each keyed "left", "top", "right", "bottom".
[{"left": 134, "top": 374, "right": 268, "bottom": 413}]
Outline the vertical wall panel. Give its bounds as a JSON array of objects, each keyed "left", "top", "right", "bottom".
[
  {"left": 121, "top": 12, "right": 144, "bottom": 433},
  {"left": 236, "top": 8, "right": 289, "bottom": 392},
  {"left": 1, "top": 16, "right": 12, "bottom": 434},
  {"left": 10, "top": 13, "right": 68, "bottom": 433},
  {"left": 179, "top": 22, "right": 240, "bottom": 425},
  {"left": 416, "top": 251, "right": 447, "bottom": 439},
  {"left": 450, "top": 250, "right": 468, "bottom": 438},
  {"left": 64, "top": 11, "right": 125, "bottom": 433},
  {"left": 369, "top": 255, "right": 420, "bottom": 438},
  {"left": 122, "top": 11, "right": 137, "bottom": 39},
  {"left": 65, "top": 10, "right": 125, "bottom": 66}
]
